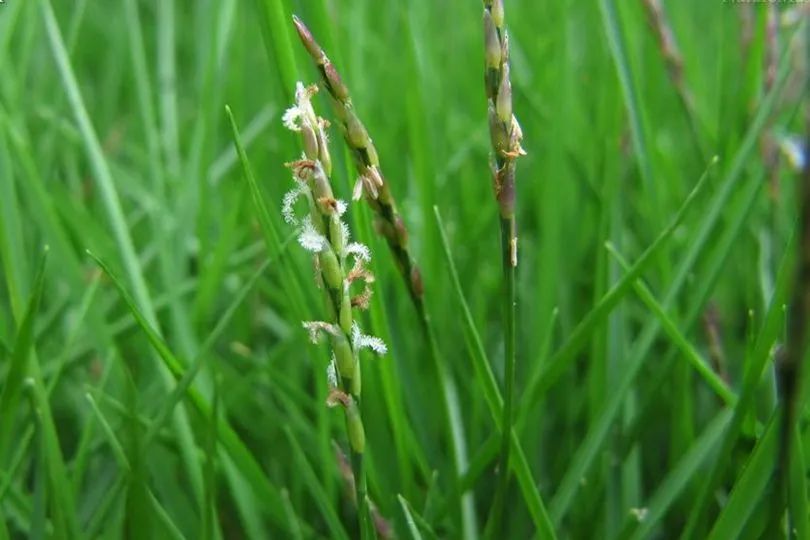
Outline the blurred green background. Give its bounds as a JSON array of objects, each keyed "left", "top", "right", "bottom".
[{"left": 0, "top": 0, "right": 808, "bottom": 538}]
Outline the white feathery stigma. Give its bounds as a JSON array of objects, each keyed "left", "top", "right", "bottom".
[
  {"left": 282, "top": 82, "right": 318, "bottom": 132},
  {"left": 346, "top": 242, "right": 371, "bottom": 262},
  {"left": 282, "top": 183, "right": 307, "bottom": 225},
  {"left": 351, "top": 322, "right": 387, "bottom": 355},
  {"left": 327, "top": 354, "right": 338, "bottom": 389},
  {"left": 335, "top": 199, "right": 348, "bottom": 217},
  {"left": 298, "top": 215, "right": 327, "bottom": 253},
  {"left": 302, "top": 321, "right": 338, "bottom": 343}
]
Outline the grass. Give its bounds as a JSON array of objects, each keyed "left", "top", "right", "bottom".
[{"left": 0, "top": 0, "right": 808, "bottom": 538}]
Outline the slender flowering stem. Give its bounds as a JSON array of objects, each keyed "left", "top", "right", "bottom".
[
  {"left": 481, "top": 0, "right": 525, "bottom": 535},
  {"left": 291, "top": 15, "right": 473, "bottom": 534},
  {"left": 292, "top": 15, "right": 424, "bottom": 309},
  {"left": 282, "top": 82, "right": 386, "bottom": 539}
]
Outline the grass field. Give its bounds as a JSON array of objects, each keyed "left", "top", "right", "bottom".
[{"left": 1, "top": 0, "right": 809, "bottom": 538}]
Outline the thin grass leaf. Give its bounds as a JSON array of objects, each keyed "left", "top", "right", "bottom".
[
  {"left": 397, "top": 495, "right": 425, "bottom": 540},
  {"left": 85, "top": 393, "right": 130, "bottom": 470},
  {"left": 0, "top": 127, "right": 29, "bottom": 319},
  {"left": 707, "top": 413, "right": 780, "bottom": 540},
  {"left": 0, "top": 252, "right": 47, "bottom": 463},
  {"left": 252, "top": 0, "right": 299, "bottom": 98},
  {"left": 39, "top": 0, "right": 157, "bottom": 327},
  {"left": 39, "top": 0, "right": 207, "bottom": 510},
  {"left": 225, "top": 104, "right": 311, "bottom": 319},
  {"left": 606, "top": 242, "right": 735, "bottom": 405},
  {"left": 202, "top": 371, "right": 221, "bottom": 540},
  {"left": 149, "top": 491, "right": 188, "bottom": 540},
  {"left": 551, "top": 29, "right": 796, "bottom": 522},
  {"left": 87, "top": 250, "right": 298, "bottom": 535},
  {"left": 283, "top": 427, "right": 351, "bottom": 540},
  {"left": 681, "top": 224, "right": 798, "bottom": 538},
  {"left": 280, "top": 488, "right": 304, "bottom": 540},
  {"left": 519, "top": 157, "right": 716, "bottom": 415},
  {"left": 434, "top": 206, "right": 557, "bottom": 540},
  {"left": 623, "top": 410, "right": 732, "bottom": 540}
]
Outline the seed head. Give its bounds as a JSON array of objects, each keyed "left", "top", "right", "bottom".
[
  {"left": 323, "top": 62, "right": 350, "bottom": 102},
  {"left": 282, "top": 183, "right": 307, "bottom": 225},
  {"left": 292, "top": 15, "right": 325, "bottom": 61},
  {"left": 488, "top": 103, "right": 509, "bottom": 155},
  {"left": 346, "top": 109, "right": 371, "bottom": 149},
  {"left": 319, "top": 248, "right": 343, "bottom": 289},
  {"left": 483, "top": 10, "right": 501, "bottom": 70},
  {"left": 316, "top": 123, "right": 332, "bottom": 175},
  {"left": 496, "top": 63, "right": 513, "bottom": 124},
  {"left": 332, "top": 332, "right": 355, "bottom": 379},
  {"left": 301, "top": 123, "right": 319, "bottom": 160},
  {"left": 490, "top": 0, "right": 505, "bottom": 28}
]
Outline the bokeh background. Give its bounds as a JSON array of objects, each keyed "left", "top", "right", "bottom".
[{"left": 0, "top": 0, "right": 808, "bottom": 538}]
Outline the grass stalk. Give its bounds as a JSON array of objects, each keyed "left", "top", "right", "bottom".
[
  {"left": 291, "top": 15, "right": 472, "bottom": 535},
  {"left": 281, "top": 82, "right": 388, "bottom": 538},
  {"left": 480, "top": 0, "right": 525, "bottom": 534},
  {"left": 291, "top": 15, "right": 424, "bottom": 308}
]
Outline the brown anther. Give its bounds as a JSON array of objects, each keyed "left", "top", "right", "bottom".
[
  {"left": 317, "top": 196, "right": 339, "bottom": 213},
  {"left": 326, "top": 388, "right": 351, "bottom": 408},
  {"left": 351, "top": 287, "right": 373, "bottom": 310},
  {"left": 347, "top": 259, "right": 375, "bottom": 285},
  {"left": 362, "top": 173, "right": 380, "bottom": 199},
  {"left": 285, "top": 159, "right": 317, "bottom": 180},
  {"left": 366, "top": 166, "right": 384, "bottom": 188}
]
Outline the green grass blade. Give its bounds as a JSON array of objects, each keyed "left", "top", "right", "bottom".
[
  {"left": 681, "top": 224, "right": 797, "bottom": 538},
  {"left": 224, "top": 104, "right": 311, "bottom": 320},
  {"left": 252, "top": 0, "right": 298, "bottom": 99},
  {"left": 283, "top": 426, "right": 351, "bottom": 540},
  {"left": 549, "top": 31, "right": 795, "bottom": 521},
  {"left": 0, "top": 127, "right": 29, "bottom": 319},
  {"left": 0, "top": 252, "right": 46, "bottom": 464},
  {"left": 598, "top": 0, "right": 657, "bottom": 214},
  {"left": 434, "top": 206, "right": 557, "bottom": 540},
  {"left": 624, "top": 410, "right": 732, "bottom": 540},
  {"left": 87, "top": 250, "right": 297, "bottom": 534},
  {"left": 706, "top": 413, "right": 780, "bottom": 540},
  {"left": 606, "top": 242, "right": 734, "bottom": 405},
  {"left": 39, "top": 0, "right": 157, "bottom": 327},
  {"left": 397, "top": 494, "right": 426, "bottom": 540},
  {"left": 85, "top": 393, "right": 131, "bottom": 471},
  {"left": 149, "top": 490, "right": 188, "bottom": 540},
  {"left": 519, "top": 157, "right": 715, "bottom": 415}
]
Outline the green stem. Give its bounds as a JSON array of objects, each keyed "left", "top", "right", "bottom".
[
  {"left": 350, "top": 446, "right": 374, "bottom": 540},
  {"left": 485, "top": 216, "right": 517, "bottom": 537}
]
